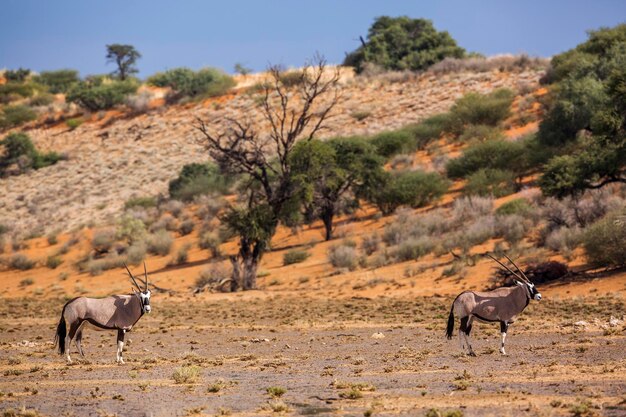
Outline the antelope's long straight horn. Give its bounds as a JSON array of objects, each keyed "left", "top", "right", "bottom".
[
  {"left": 502, "top": 253, "right": 531, "bottom": 283},
  {"left": 485, "top": 253, "right": 525, "bottom": 282},
  {"left": 143, "top": 261, "right": 148, "bottom": 290},
  {"left": 124, "top": 263, "right": 143, "bottom": 291}
]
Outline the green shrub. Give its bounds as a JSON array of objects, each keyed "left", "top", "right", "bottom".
[
  {"left": 147, "top": 230, "right": 173, "bottom": 256},
  {"left": 582, "top": 211, "right": 626, "bottom": 267},
  {"left": 199, "top": 231, "right": 221, "bottom": 257},
  {"left": 410, "top": 113, "right": 453, "bottom": 147},
  {"left": 46, "top": 255, "right": 63, "bottom": 269},
  {"left": 393, "top": 237, "right": 434, "bottom": 261},
  {"left": 172, "top": 365, "right": 201, "bottom": 384},
  {"left": 457, "top": 124, "right": 504, "bottom": 143},
  {"left": 463, "top": 168, "right": 516, "bottom": 198},
  {"left": 370, "top": 129, "right": 415, "bottom": 158},
  {"left": 283, "top": 249, "right": 310, "bottom": 265},
  {"left": 91, "top": 229, "right": 116, "bottom": 253},
  {"left": 445, "top": 139, "right": 525, "bottom": 179},
  {"left": 495, "top": 198, "right": 532, "bottom": 216},
  {"left": 34, "top": 69, "right": 79, "bottom": 94},
  {"left": 124, "top": 196, "right": 157, "bottom": 210},
  {"left": 66, "top": 78, "right": 138, "bottom": 111},
  {"left": 446, "top": 89, "right": 515, "bottom": 135},
  {"left": 0, "top": 82, "right": 37, "bottom": 104},
  {"left": 169, "top": 162, "right": 233, "bottom": 201},
  {"left": 4, "top": 68, "right": 31, "bottom": 82},
  {"left": 0, "top": 132, "right": 62, "bottom": 174},
  {"left": 116, "top": 214, "right": 147, "bottom": 243},
  {"left": 370, "top": 170, "right": 449, "bottom": 215},
  {"left": 0, "top": 105, "right": 37, "bottom": 129},
  {"left": 278, "top": 70, "right": 303, "bottom": 87},
  {"left": 29, "top": 93, "right": 55, "bottom": 107},
  {"left": 147, "top": 67, "right": 234, "bottom": 100},
  {"left": 178, "top": 219, "right": 195, "bottom": 236},
  {"left": 65, "top": 117, "right": 83, "bottom": 130}
]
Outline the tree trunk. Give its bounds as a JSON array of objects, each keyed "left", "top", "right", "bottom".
[
  {"left": 229, "top": 256, "right": 241, "bottom": 292},
  {"left": 321, "top": 206, "right": 335, "bottom": 241},
  {"left": 242, "top": 255, "right": 259, "bottom": 290}
]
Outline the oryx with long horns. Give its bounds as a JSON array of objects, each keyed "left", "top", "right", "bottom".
[
  {"left": 54, "top": 263, "right": 152, "bottom": 364},
  {"left": 446, "top": 254, "right": 541, "bottom": 356}
]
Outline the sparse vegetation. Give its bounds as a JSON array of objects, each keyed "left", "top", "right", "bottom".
[
  {"left": 172, "top": 365, "right": 201, "bottom": 384},
  {"left": 147, "top": 67, "right": 235, "bottom": 101},
  {"left": 283, "top": 249, "right": 310, "bottom": 266}
]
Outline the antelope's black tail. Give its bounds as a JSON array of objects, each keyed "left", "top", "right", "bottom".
[
  {"left": 446, "top": 304, "right": 455, "bottom": 340},
  {"left": 54, "top": 298, "right": 77, "bottom": 354}
]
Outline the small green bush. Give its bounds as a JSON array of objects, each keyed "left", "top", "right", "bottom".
[
  {"left": 446, "top": 89, "right": 514, "bottom": 134},
  {"left": 66, "top": 78, "right": 138, "bottom": 111},
  {"left": 371, "top": 129, "right": 415, "bottom": 158},
  {"left": 147, "top": 67, "right": 234, "bottom": 100},
  {"left": 46, "top": 255, "right": 63, "bottom": 269},
  {"left": 5, "top": 68, "right": 31, "bottom": 82},
  {"left": 34, "top": 69, "right": 79, "bottom": 94},
  {"left": 0, "top": 104, "right": 37, "bottom": 129},
  {"left": 445, "top": 139, "right": 525, "bottom": 179},
  {"left": 457, "top": 124, "right": 504, "bottom": 143},
  {"left": 370, "top": 171, "right": 449, "bottom": 215},
  {"left": 0, "top": 132, "right": 61, "bottom": 174},
  {"left": 172, "top": 365, "right": 201, "bottom": 384},
  {"left": 278, "top": 70, "right": 304, "bottom": 87},
  {"left": 65, "top": 117, "right": 83, "bottom": 130},
  {"left": 124, "top": 196, "right": 157, "bottom": 210},
  {"left": 283, "top": 249, "right": 310, "bottom": 265},
  {"left": 582, "top": 211, "right": 626, "bottom": 267},
  {"left": 410, "top": 113, "right": 453, "bottom": 147},
  {"left": 495, "top": 198, "right": 532, "bottom": 216},
  {"left": 29, "top": 93, "right": 55, "bottom": 107},
  {"left": 463, "top": 168, "right": 516, "bottom": 198},
  {"left": 169, "top": 162, "right": 234, "bottom": 201}
]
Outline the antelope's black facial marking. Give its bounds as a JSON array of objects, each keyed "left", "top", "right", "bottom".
[
  {"left": 527, "top": 282, "right": 542, "bottom": 301},
  {"left": 139, "top": 290, "right": 151, "bottom": 313}
]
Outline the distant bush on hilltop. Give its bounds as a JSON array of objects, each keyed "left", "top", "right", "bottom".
[
  {"left": 147, "top": 67, "right": 235, "bottom": 101},
  {"left": 34, "top": 69, "right": 80, "bottom": 94},
  {"left": 344, "top": 16, "right": 465, "bottom": 73},
  {"left": 66, "top": 76, "right": 138, "bottom": 111}
]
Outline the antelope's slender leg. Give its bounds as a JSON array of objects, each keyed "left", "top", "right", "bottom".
[
  {"left": 459, "top": 316, "right": 469, "bottom": 353},
  {"left": 65, "top": 322, "right": 80, "bottom": 363},
  {"left": 465, "top": 316, "right": 476, "bottom": 357},
  {"left": 500, "top": 321, "right": 509, "bottom": 355},
  {"left": 116, "top": 329, "right": 126, "bottom": 364},
  {"left": 75, "top": 321, "right": 86, "bottom": 357}
]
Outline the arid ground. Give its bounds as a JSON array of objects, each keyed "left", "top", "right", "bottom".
[{"left": 1, "top": 294, "right": 625, "bottom": 417}]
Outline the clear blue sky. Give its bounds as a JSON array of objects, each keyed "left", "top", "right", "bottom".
[{"left": 1, "top": 0, "right": 625, "bottom": 78}]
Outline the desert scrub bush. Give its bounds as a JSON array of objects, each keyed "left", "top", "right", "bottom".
[
  {"left": 496, "top": 198, "right": 532, "bottom": 216},
  {"left": 178, "top": 218, "right": 195, "bottom": 236},
  {"left": 410, "top": 113, "right": 454, "bottom": 147},
  {"left": 445, "top": 139, "right": 526, "bottom": 180},
  {"left": 34, "top": 69, "right": 79, "bottom": 93},
  {"left": 65, "top": 117, "right": 83, "bottom": 130},
  {"left": 66, "top": 77, "right": 138, "bottom": 111},
  {"left": 8, "top": 253, "right": 36, "bottom": 270},
  {"left": 369, "top": 170, "right": 449, "bottom": 215},
  {"left": 446, "top": 89, "right": 515, "bottom": 135},
  {"left": 87, "top": 254, "right": 126, "bottom": 275},
  {"left": 169, "top": 162, "right": 234, "bottom": 201},
  {"left": 170, "top": 243, "right": 191, "bottom": 265},
  {"left": 457, "top": 124, "right": 504, "bottom": 144},
  {"left": 361, "top": 233, "right": 381, "bottom": 256},
  {"left": 195, "top": 262, "right": 232, "bottom": 289},
  {"left": 91, "top": 228, "right": 116, "bottom": 253},
  {"left": 146, "top": 230, "right": 173, "bottom": 256},
  {"left": 582, "top": 211, "right": 626, "bottom": 267},
  {"left": 495, "top": 214, "right": 530, "bottom": 245},
  {"left": 545, "top": 226, "right": 583, "bottom": 254},
  {"left": 147, "top": 67, "right": 234, "bottom": 100},
  {"left": 370, "top": 129, "right": 416, "bottom": 158},
  {"left": 393, "top": 236, "right": 434, "bottom": 261},
  {"left": 116, "top": 214, "right": 147, "bottom": 243},
  {"left": 450, "top": 195, "right": 493, "bottom": 225},
  {"left": 463, "top": 168, "right": 516, "bottom": 198},
  {"left": 199, "top": 230, "right": 221, "bottom": 257},
  {"left": 28, "top": 92, "right": 55, "bottom": 107},
  {"left": 126, "top": 240, "right": 147, "bottom": 265},
  {"left": 0, "top": 104, "right": 37, "bottom": 129},
  {"left": 124, "top": 196, "right": 157, "bottom": 210},
  {"left": 283, "top": 249, "right": 310, "bottom": 265},
  {"left": 0, "top": 132, "right": 62, "bottom": 174},
  {"left": 172, "top": 365, "right": 201, "bottom": 384},
  {"left": 19, "top": 277, "right": 34, "bottom": 287},
  {"left": 45, "top": 255, "right": 63, "bottom": 269},
  {"left": 266, "top": 386, "right": 287, "bottom": 398},
  {"left": 328, "top": 244, "right": 358, "bottom": 270}
]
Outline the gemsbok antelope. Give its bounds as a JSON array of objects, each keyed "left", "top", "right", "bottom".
[
  {"left": 446, "top": 254, "right": 541, "bottom": 356},
  {"left": 54, "top": 263, "right": 152, "bottom": 364}
]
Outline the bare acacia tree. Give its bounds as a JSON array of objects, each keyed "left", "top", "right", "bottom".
[{"left": 195, "top": 56, "right": 341, "bottom": 290}]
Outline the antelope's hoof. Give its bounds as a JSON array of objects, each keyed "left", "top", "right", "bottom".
[{"left": 468, "top": 351, "right": 477, "bottom": 357}]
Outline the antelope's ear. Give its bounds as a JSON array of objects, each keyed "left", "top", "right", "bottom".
[{"left": 514, "top": 280, "right": 524, "bottom": 287}]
